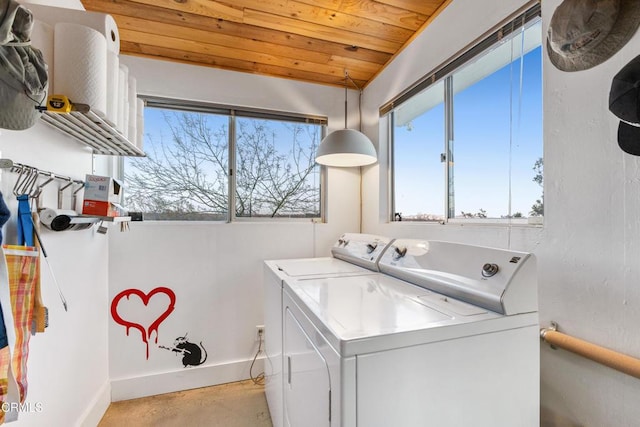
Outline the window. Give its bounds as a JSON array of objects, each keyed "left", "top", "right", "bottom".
[
  {"left": 386, "top": 5, "right": 543, "bottom": 222},
  {"left": 124, "top": 98, "right": 326, "bottom": 221},
  {"left": 392, "top": 81, "right": 445, "bottom": 221}
]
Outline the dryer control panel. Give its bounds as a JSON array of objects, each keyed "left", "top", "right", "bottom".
[{"left": 330, "top": 233, "right": 393, "bottom": 271}]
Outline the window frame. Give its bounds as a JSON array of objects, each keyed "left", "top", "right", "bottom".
[
  {"left": 383, "top": 3, "right": 542, "bottom": 225},
  {"left": 128, "top": 96, "right": 328, "bottom": 222}
]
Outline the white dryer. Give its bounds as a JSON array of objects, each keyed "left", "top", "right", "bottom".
[
  {"left": 282, "top": 239, "right": 539, "bottom": 427},
  {"left": 263, "top": 233, "right": 393, "bottom": 427}
]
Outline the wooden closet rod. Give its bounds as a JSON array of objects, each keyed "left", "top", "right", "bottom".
[{"left": 540, "top": 322, "right": 640, "bottom": 380}]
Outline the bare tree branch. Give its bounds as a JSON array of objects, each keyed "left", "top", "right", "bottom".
[{"left": 125, "top": 112, "right": 320, "bottom": 219}]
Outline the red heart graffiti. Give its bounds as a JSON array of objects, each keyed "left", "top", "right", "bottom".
[{"left": 111, "top": 287, "right": 176, "bottom": 359}]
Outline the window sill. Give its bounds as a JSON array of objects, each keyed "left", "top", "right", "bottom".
[
  {"left": 122, "top": 218, "right": 322, "bottom": 225},
  {"left": 391, "top": 217, "right": 544, "bottom": 227}
]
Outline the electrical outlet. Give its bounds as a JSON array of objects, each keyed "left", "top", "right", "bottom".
[{"left": 256, "top": 325, "right": 265, "bottom": 341}]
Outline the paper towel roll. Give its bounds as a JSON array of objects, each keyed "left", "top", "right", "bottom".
[
  {"left": 128, "top": 126, "right": 136, "bottom": 146},
  {"left": 117, "top": 64, "right": 129, "bottom": 134},
  {"left": 24, "top": 3, "right": 120, "bottom": 54},
  {"left": 40, "top": 209, "right": 77, "bottom": 231},
  {"left": 54, "top": 23, "right": 108, "bottom": 117},
  {"left": 117, "top": 67, "right": 125, "bottom": 132},
  {"left": 128, "top": 75, "right": 137, "bottom": 144},
  {"left": 136, "top": 98, "right": 145, "bottom": 151},
  {"left": 30, "top": 19, "right": 54, "bottom": 95},
  {"left": 106, "top": 51, "right": 119, "bottom": 126},
  {"left": 123, "top": 101, "right": 130, "bottom": 139}
]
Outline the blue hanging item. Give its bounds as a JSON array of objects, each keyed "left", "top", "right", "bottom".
[
  {"left": 0, "top": 192, "right": 9, "bottom": 348},
  {"left": 16, "top": 194, "right": 33, "bottom": 247},
  {"left": 0, "top": 191, "right": 9, "bottom": 245},
  {"left": 0, "top": 300, "right": 6, "bottom": 348}
]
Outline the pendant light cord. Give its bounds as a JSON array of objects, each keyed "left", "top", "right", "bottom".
[
  {"left": 344, "top": 72, "right": 364, "bottom": 132},
  {"left": 345, "top": 70, "right": 366, "bottom": 232},
  {"left": 344, "top": 81, "right": 348, "bottom": 129}
]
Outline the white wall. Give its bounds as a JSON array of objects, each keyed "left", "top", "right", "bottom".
[
  {"left": 362, "top": 0, "right": 640, "bottom": 425},
  {"left": 537, "top": 1, "right": 640, "bottom": 425},
  {"left": 0, "top": 127, "right": 110, "bottom": 427},
  {"left": 0, "top": 46, "right": 109, "bottom": 427},
  {"left": 0, "top": 3, "right": 118, "bottom": 426},
  {"left": 107, "top": 56, "right": 361, "bottom": 399}
]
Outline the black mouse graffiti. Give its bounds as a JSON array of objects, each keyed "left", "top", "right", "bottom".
[{"left": 160, "top": 333, "right": 207, "bottom": 367}]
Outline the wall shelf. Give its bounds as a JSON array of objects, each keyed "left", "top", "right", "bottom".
[
  {"left": 40, "top": 108, "right": 145, "bottom": 157},
  {"left": 77, "top": 215, "right": 131, "bottom": 223}
]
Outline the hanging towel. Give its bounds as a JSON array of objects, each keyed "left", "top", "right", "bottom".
[
  {"left": 16, "top": 195, "right": 33, "bottom": 247},
  {"left": 0, "top": 344, "right": 19, "bottom": 424},
  {"left": 0, "top": 244, "right": 39, "bottom": 424},
  {"left": 0, "top": 245, "right": 30, "bottom": 423}
]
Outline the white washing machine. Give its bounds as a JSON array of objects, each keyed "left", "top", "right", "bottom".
[
  {"left": 264, "top": 233, "right": 394, "bottom": 427},
  {"left": 282, "top": 239, "right": 539, "bottom": 427}
]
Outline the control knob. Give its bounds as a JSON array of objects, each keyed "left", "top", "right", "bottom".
[
  {"left": 393, "top": 247, "right": 407, "bottom": 260},
  {"left": 481, "top": 263, "right": 499, "bottom": 277}
]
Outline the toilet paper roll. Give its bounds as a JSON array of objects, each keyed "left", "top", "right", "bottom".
[
  {"left": 54, "top": 23, "right": 107, "bottom": 117},
  {"left": 117, "top": 64, "right": 129, "bottom": 135},
  {"left": 106, "top": 51, "right": 120, "bottom": 126},
  {"left": 136, "top": 98, "right": 145, "bottom": 151},
  {"left": 128, "top": 75, "right": 137, "bottom": 144},
  {"left": 30, "top": 19, "right": 54, "bottom": 95},
  {"left": 23, "top": 3, "right": 120, "bottom": 54}
]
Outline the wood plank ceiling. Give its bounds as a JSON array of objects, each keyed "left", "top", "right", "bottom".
[{"left": 80, "top": 0, "right": 452, "bottom": 88}]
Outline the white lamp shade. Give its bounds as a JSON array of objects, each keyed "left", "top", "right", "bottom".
[{"left": 315, "top": 129, "right": 377, "bottom": 167}]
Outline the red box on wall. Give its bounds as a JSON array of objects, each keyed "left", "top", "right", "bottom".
[
  {"left": 82, "top": 174, "right": 125, "bottom": 217},
  {"left": 82, "top": 200, "right": 121, "bottom": 217}
]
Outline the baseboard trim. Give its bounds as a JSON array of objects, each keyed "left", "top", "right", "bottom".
[
  {"left": 77, "top": 380, "right": 111, "bottom": 427},
  {"left": 110, "top": 357, "right": 265, "bottom": 401}
]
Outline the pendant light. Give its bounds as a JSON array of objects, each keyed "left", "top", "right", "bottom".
[{"left": 315, "top": 71, "right": 377, "bottom": 167}]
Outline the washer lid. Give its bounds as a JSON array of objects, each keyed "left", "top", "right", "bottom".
[
  {"left": 285, "top": 274, "right": 539, "bottom": 356},
  {"left": 310, "top": 276, "right": 452, "bottom": 337},
  {"left": 285, "top": 274, "right": 503, "bottom": 347},
  {"left": 414, "top": 294, "right": 488, "bottom": 316},
  {"left": 274, "top": 257, "right": 370, "bottom": 277}
]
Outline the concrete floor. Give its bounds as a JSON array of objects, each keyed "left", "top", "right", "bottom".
[{"left": 98, "top": 380, "right": 272, "bottom": 427}]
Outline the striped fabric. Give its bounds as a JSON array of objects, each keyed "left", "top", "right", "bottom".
[
  {"left": 1, "top": 245, "right": 39, "bottom": 405},
  {"left": 0, "top": 346, "right": 9, "bottom": 423}
]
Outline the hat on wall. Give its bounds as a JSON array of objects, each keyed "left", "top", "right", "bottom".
[
  {"left": 609, "top": 55, "right": 640, "bottom": 155},
  {"left": 0, "top": 0, "right": 47, "bottom": 130},
  {"left": 547, "top": 0, "right": 640, "bottom": 72}
]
